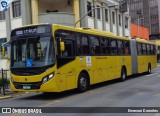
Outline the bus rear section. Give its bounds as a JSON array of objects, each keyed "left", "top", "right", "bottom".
[{"left": 130, "top": 39, "right": 157, "bottom": 75}]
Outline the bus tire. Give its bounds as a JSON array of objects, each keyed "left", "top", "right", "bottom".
[
  {"left": 77, "top": 73, "right": 89, "bottom": 92},
  {"left": 148, "top": 64, "right": 151, "bottom": 74},
  {"left": 120, "top": 67, "right": 126, "bottom": 82}
]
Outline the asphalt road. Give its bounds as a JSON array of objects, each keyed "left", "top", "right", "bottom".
[{"left": 1, "top": 66, "right": 160, "bottom": 116}]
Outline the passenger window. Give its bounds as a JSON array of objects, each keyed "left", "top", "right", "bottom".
[
  {"left": 81, "top": 36, "right": 90, "bottom": 55},
  {"left": 118, "top": 40, "right": 124, "bottom": 55},
  {"left": 110, "top": 39, "right": 117, "bottom": 55},
  {"left": 137, "top": 43, "right": 142, "bottom": 55},
  {"left": 90, "top": 36, "right": 101, "bottom": 55},
  {"left": 124, "top": 41, "right": 130, "bottom": 55},
  {"left": 62, "top": 40, "right": 75, "bottom": 57},
  {"left": 147, "top": 44, "right": 151, "bottom": 55},
  {"left": 76, "top": 35, "right": 82, "bottom": 55},
  {"left": 101, "top": 38, "right": 110, "bottom": 55},
  {"left": 142, "top": 44, "right": 147, "bottom": 55}
]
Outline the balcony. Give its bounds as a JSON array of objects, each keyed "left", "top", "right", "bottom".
[{"left": 39, "top": 12, "right": 75, "bottom": 27}]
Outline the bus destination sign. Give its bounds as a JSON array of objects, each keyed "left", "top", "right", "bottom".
[
  {"left": 11, "top": 25, "right": 51, "bottom": 37},
  {"left": 16, "top": 28, "right": 37, "bottom": 36}
]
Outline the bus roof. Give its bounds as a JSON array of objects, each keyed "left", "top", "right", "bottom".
[
  {"left": 12, "top": 23, "right": 130, "bottom": 41},
  {"left": 54, "top": 24, "right": 130, "bottom": 41},
  {"left": 134, "top": 38, "right": 155, "bottom": 45}
]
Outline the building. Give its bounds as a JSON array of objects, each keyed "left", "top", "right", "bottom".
[
  {"left": 125, "top": 0, "right": 160, "bottom": 40},
  {"left": 0, "top": 0, "right": 131, "bottom": 57},
  {"left": 131, "top": 24, "right": 149, "bottom": 40}
]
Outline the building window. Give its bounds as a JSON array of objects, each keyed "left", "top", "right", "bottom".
[
  {"left": 12, "top": 0, "right": 21, "bottom": 18},
  {"left": 112, "top": 12, "right": 115, "bottom": 24},
  {"left": 97, "top": 5, "right": 101, "bottom": 19},
  {"left": 0, "top": 11, "right": 5, "bottom": 20},
  {"left": 105, "top": 9, "right": 108, "bottom": 22},
  {"left": 87, "top": 2, "right": 92, "bottom": 17},
  {"left": 119, "top": 14, "right": 121, "bottom": 26},
  {"left": 125, "top": 17, "right": 129, "bottom": 28}
]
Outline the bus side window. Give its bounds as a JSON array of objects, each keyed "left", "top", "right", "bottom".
[
  {"left": 90, "top": 36, "right": 101, "bottom": 55},
  {"left": 151, "top": 45, "right": 154, "bottom": 55},
  {"left": 110, "top": 39, "right": 118, "bottom": 55},
  {"left": 81, "top": 35, "right": 90, "bottom": 55},
  {"left": 101, "top": 38, "right": 110, "bottom": 55},
  {"left": 124, "top": 41, "right": 130, "bottom": 55},
  {"left": 62, "top": 40, "right": 75, "bottom": 57},
  {"left": 142, "top": 44, "right": 147, "bottom": 55},
  {"left": 147, "top": 44, "right": 151, "bottom": 55},
  {"left": 76, "top": 35, "right": 82, "bottom": 55},
  {"left": 118, "top": 40, "right": 124, "bottom": 55},
  {"left": 137, "top": 43, "right": 142, "bottom": 55}
]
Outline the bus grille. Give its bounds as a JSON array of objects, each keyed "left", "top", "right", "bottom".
[{"left": 13, "top": 82, "right": 42, "bottom": 90}]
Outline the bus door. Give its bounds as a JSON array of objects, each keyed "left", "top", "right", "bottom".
[
  {"left": 56, "top": 32, "right": 77, "bottom": 91},
  {"left": 109, "top": 39, "right": 119, "bottom": 79},
  {"left": 90, "top": 36, "right": 102, "bottom": 83},
  {"left": 100, "top": 38, "right": 110, "bottom": 82}
]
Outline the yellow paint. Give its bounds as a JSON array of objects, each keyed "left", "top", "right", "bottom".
[
  {"left": 31, "top": 0, "right": 39, "bottom": 24},
  {"left": 135, "top": 38, "right": 157, "bottom": 73},
  {"left": 10, "top": 24, "right": 157, "bottom": 93},
  {"left": 73, "top": 0, "right": 80, "bottom": 27}
]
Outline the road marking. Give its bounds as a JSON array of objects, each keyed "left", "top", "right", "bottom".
[{"left": 146, "top": 73, "right": 159, "bottom": 77}]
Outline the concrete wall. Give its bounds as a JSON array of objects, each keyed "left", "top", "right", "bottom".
[
  {"left": 0, "top": 21, "right": 6, "bottom": 38},
  {"left": 11, "top": 18, "right": 22, "bottom": 30},
  {"left": 38, "top": 0, "right": 73, "bottom": 14}
]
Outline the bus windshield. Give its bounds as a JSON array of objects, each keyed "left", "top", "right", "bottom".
[{"left": 11, "top": 36, "right": 55, "bottom": 68}]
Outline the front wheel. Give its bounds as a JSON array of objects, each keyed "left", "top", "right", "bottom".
[{"left": 77, "top": 73, "right": 89, "bottom": 92}]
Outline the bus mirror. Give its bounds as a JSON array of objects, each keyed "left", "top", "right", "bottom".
[
  {"left": 1, "top": 41, "right": 10, "bottom": 60},
  {"left": 1, "top": 45, "right": 5, "bottom": 57},
  {"left": 60, "top": 41, "right": 65, "bottom": 52}
]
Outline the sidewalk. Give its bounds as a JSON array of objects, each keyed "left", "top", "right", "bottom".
[{"left": 0, "top": 91, "right": 28, "bottom": 100}]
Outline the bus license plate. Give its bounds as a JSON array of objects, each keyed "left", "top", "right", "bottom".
[{"left": 23, "top": 85, "right": 31, "bottom": 90}]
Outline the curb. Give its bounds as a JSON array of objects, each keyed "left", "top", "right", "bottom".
[
  {"left": 0, "top": 92, "right": 28, "bottom": 100},
  {"left": 0, "top": 96, "right": 12, "bottom": 100}
]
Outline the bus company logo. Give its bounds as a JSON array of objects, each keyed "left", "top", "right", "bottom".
[
  {"left": 2, "top": 108, "right": 12, "bottom": 113},
  {"left": 0, "top": 0, "right": 13, "bottom": 11}
]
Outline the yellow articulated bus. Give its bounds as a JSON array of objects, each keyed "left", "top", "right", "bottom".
[{"left": 9, "top": 24, "right": 157, "bottom": 92}]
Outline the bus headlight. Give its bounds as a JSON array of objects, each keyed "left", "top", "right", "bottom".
[{"left": 42, "top": 73, "right": 55, "bottom": 84}]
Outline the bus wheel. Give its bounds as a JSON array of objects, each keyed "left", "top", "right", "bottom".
[
  {"left": 78, "top": 73, "right": 89, "bottom": 92},
  {"left": 148, "top": 64, "right": 151, "bottom": 74},
  {"left": 120, "top": 68, "right": 126, "bottom": 82}
]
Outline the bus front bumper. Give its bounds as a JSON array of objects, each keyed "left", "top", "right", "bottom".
[{"left": 10, "top": 78, "right": 59, "bottom": 92}]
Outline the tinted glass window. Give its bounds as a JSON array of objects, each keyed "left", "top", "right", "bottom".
[
  {"left": 118, "top": 40, "right": 124, "bottom": 55},
  {"left": 137, "top": 43, "right": 142, "bottom": 55},
  {"left": 147, "top": 44, "right": 151, "bottom": 55},
  {"left": 110, "top": 39, "right": 117, "bottom": 55},
  {"left": 101, "top": 38, "right": 110, "bottom": 55},
  {"left": 124, "top": 41, "right": 130, "bottom": 55},
  {"left": 142, "top": 44, "right": 147, "bottom": 55},
  {"left": 76, "top": 35, "right": 82, "bottom": 55},
  {"left": 81, "top": 36, "right": 90, "bottom": 55},
  {"left": 90, "top": 36, "right": 101, "bottom": 55}
]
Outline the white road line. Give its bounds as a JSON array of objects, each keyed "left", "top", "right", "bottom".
[{"left": 146, "top": 73, "right": 159, "bottom": 77}]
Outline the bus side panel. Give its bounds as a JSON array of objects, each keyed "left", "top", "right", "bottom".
[
  {"left": 96, "top": 56, "right": 110, "bottom": 83},
  {"left": 109, "top": 56, "right": 119, "bottom": 80},
  {"left": 57, "top": 58, "right": 79, "bottom": 92}
]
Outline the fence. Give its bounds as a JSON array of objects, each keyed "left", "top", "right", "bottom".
[{"left": 0, "top": 68, "right": 10, "bottom": 95}]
